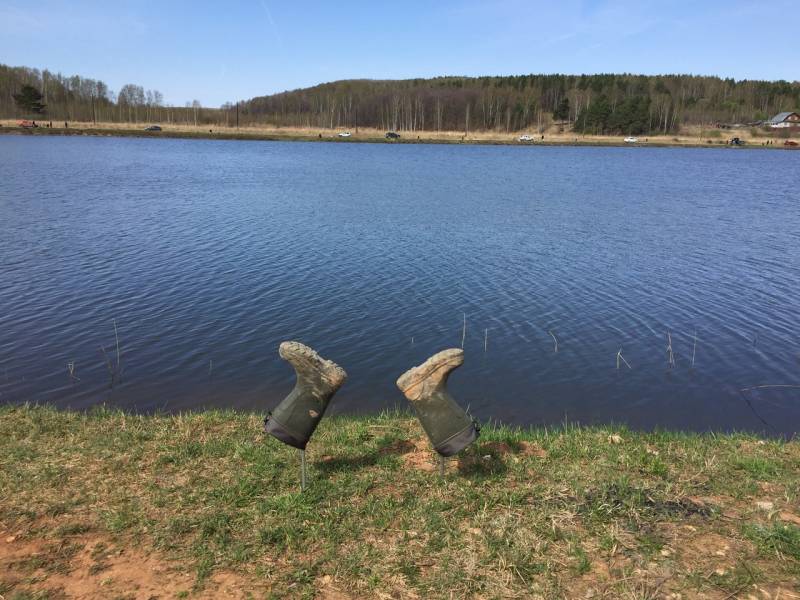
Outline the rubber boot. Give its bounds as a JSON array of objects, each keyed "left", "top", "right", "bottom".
[
  {"left": 396, "top": 348, "right": 479, "bottom": 457},
  {"left": 264, "top": 341, "right": 347, "bottom": 449}
]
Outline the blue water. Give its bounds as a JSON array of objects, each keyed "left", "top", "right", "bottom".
[{"left": 1, "top": 135, "right": 799, "bottom": 434}]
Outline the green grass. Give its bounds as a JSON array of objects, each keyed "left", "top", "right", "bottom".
[{"left": 1, "top": 405, "right": 799, "bottom": 599}]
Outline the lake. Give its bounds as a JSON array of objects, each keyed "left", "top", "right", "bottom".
[{"left": 1, "top": 135, "right": 799, "bottom": 434}]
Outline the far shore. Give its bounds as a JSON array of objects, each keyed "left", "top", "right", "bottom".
[{"left": 2, "top": 119, "right": 797, "bottom": 150}]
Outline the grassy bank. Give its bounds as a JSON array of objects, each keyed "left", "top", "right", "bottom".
[
  {"left": 2, "top": 119, "right": 797, "bottom": 150},
  {"left": 1, "top": 406, "right": 799, "bottom": 599}
]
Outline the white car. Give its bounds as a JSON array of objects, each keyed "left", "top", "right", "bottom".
[
  {"left": 338, "top": 131, "right": 352, "bottom": 138},
  {"left": 518, "top": 134, "right": 534, "bottom": 142},
  {"left": 624, "top": 136, "right": 638, "bottom": 143}
]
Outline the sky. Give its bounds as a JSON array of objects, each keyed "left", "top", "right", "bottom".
[{"left": 0, "top": 0, "right": 796, "bottom": 107}]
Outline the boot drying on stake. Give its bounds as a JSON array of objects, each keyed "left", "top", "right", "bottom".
[
  {"left": 264, "top": 341, "right": 347, "bottom": 449},
  {"left": 396, "top": 348, "right": 479, "bottom": 457}
]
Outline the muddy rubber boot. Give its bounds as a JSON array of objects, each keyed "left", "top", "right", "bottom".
[
  {"left": 264, "top": 341, "right": 347, "bottom": 450},
  {"left": 396, "top": 348, "right": 479, "bottom": 457}
]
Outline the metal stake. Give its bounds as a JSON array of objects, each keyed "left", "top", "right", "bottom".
[
  {"left": 439, "top": 455, "right": 446, "bottom": 477},
  {"left": 300, "top": 449, "right": 307, "bottom": 492}
]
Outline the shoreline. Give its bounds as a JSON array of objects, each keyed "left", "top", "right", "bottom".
[
  {"left": 2, "top": 120, "right": 796, "bottom": 150},
  {"left": 1, "top": 405, "right": 798, "bottom": 598}
]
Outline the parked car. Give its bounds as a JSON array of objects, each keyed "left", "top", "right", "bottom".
[
  {"left": 784, "top": 140, "right": 798, "bottom": 147},
  {"left": 624, "top": 136, "right": 638, "bottom": 143},
  {"left": 385, "top": 131, "right": 401, "bottom": 139},
  {"left": 144, "top": 125, "right": 162, "bottom": 131},
  {"left": 18, "top": 120, "right": 38, "bottom": 128},
  {"left": 518, "top": 134, "right": 534, "bottom": 142},
  {"left": 729, "top": 137, "right": 745, "bottom": 146},
  {"left": 337, "top": 131, "right": 351, "bottom": 138}
]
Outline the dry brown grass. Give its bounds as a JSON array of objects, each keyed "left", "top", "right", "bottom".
[{"left": 3, "top": 118, "right": 796, "bottom": 148}]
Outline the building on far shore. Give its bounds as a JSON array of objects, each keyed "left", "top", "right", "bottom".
[{"left": 768, "top": 112, "right": 800, "bottom": 128}]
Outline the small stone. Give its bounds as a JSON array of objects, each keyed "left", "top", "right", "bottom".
[
  {"left": 5, "top": 536, "right": 16, "bottom": 543},
  {"left": 660, "top": 548, "right": 672, "bottom": 556},
  {"left": 608, "top": 434, "right": 623, "bottom": 444},
  {"left": 755, "top": 501, "right": 774, "bottom": 511},
  {"left": 715, "top": 568, "right": 727, "bottom": 576}
]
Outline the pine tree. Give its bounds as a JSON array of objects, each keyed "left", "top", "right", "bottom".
[
  {"left": 13, "top": 84, "right": 46, "bottom": 114},
  {"left": 553, "top": 97, "right": 570, "bottom": 121}
]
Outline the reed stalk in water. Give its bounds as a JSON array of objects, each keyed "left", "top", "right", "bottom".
[
  {"left": 461, "top": 313, "right": 466, "bottom": 349},
  {"left": 666, "top": 332, "right": 675, "bottom": 368},
  {"left": 113, "top": 319, "right": 121, "bottom": 375},
  {"left": 616, "top": 349, "right": 631, "bottom": 370},
  {"left": 100, "top": 346, "right": 115, "bottom": 387},
  {"left": 66, "top": 361, "right": 80, "bottom": 382},
  {"left": 548, "top": 330, "right": 558, "bottom": 353}
]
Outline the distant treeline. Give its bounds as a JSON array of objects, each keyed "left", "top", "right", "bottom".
[
  {"left": 2, "top": 64, "right": 799, "bottom": 134},
  {"left": 245, "top": 74, "right": 800, "bottom": 134},
  {"left": 0, "top": 64, "right": 223, "bottom": 126}
]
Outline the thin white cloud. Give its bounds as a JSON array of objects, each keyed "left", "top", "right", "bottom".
[{"left": 259, "top": 0, "right": 284, "bottom": 53}]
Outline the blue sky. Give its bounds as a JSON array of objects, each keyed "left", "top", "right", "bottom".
[{"left": 0, "top": 0, "right": 795, "bottom": 107}]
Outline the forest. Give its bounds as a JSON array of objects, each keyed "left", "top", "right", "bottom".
[
  {"left": 244, "top": 74, "right": 800, "bottom": 134},
  {"left": 2, "top": 63, "right": 799, "bottom": 134},
  {"left": 0, "top": 64, "right": 211, "bottom": 127}
]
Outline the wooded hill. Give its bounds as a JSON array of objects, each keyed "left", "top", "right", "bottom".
[
  {"left": 2, "top": 63, "right": 799, "bottom": 134},
  {"left": 244, "top": 74, "right": 800, "bottom": 134}
]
